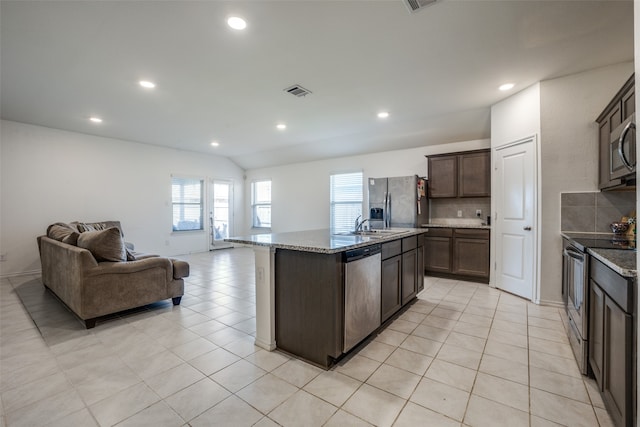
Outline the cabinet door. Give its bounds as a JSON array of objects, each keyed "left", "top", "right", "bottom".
[
  {"left": 603, "top": 296, "right": 633, "bottom": 427},
  {"left": 424, "top": 236, "right": 452, "bottom": 273},
  {"left": 588, "top": 280, "right": 605, "bottom": 387},
  {"left": 428, "top": 155, "right": 457, "bottom": 198},
  {"left": 453, "top": 237, "right": 489, "bottom": 278},
  {"left": 381, "top": 255, "right": 402, "bottom": 322},
  {"left": 416, "top": 241, "right": 424, "bottom": 293},
  {"left": 401, "top": 249, "right": 417, "bottom": 305},
  {"left": 458, "top": 151, "right": 491, "bottom": 197},
  {"left": 598, "top": 117, "right": 613, "bottom": 190},
  {"left": 622, "top": 85, "right": 635, "bottom": 120}
]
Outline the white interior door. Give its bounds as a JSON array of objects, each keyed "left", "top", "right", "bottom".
[
  {"left": 494, "top": 137, "right": 537, "bottom": 300},
  {"left": 210, "top": 179, "right": 233, "bottom": 250}
]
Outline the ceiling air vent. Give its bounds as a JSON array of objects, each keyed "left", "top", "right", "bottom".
[
  {"left": 403, "top": 0, "right": 437, "bottom": 13},
  {"left": 284, "top": 84, "right": 312, "bottom": 97}
]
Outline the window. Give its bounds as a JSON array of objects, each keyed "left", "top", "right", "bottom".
[
  {"left": 330, "top": 172, "right": 363, "bottom": 233},
  {"left": 172, "top": 177, "right": 204, "bottom": 231},
  {"left": 251, "top": 180, "right": 272, "bottom": 228}
]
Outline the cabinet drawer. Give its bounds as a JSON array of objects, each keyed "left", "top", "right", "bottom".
[
  {"left": 381, "top": 240, "right": 402, "bottom": 260},
  {"left": 454, "top": 229, "right": 489, "bottom": 239},
  {"left": 590, "top": 257, "right": 633, "bottom": 313},
  {"left": 423, "top": 228, "right": 453, "bottom": 237},
  {"left": 402, "top": 236, "right": 417, "bottom": 252}
]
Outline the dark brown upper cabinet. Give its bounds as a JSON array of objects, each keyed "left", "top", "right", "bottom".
[
  {"left": 596, "top": 74, "right": 635, "bottom": 190},
  {"left": 427, "top": 149, "right": 491, "bottom": 198}
]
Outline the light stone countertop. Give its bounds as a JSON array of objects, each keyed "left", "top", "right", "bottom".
[
  {"left": 587, "top": 248, "right": 637, "bottom": 278},
  {"left": 225, "top": 228, "right": 427, "bottom": 254},
  {"left": 421, "top": 223, "right": 491, "bottom": 230}
]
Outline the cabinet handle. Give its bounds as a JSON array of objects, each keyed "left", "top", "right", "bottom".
[{"left": 523, "top": 226, "right": 532, "bottom": 231}]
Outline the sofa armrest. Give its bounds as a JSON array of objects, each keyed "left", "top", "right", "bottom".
[{"left": 171, "top": 259, "right": 189, "bottom": 279}]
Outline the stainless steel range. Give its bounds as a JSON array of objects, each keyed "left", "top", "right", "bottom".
[{"left": 562, "top": 234, "right": 635, "bottom": 375}]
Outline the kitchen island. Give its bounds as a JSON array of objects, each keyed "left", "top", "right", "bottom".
[{"left": 226, "top": 228, "right": 427, "bottom": 368}]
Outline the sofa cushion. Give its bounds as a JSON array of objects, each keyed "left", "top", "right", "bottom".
[
  {"left": 46, "top": 222, "right": 80, "bottom": 245},
  {"left": 77, "top": 227, "right": 126, "bottom": 262}
]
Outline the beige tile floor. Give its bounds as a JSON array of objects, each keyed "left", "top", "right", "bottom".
[{"left": 0, "top": 247, "right": 614, "bottom": 426}]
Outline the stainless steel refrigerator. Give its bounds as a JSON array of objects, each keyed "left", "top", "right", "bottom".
[{"left": 368, "top": 175, "right": 428, "bottom": 229}]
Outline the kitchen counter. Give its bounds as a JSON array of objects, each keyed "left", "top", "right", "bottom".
[
  {"left": 422, "top": 223, "right": 491, "bottom": 230},
  {"left": 588, "top": 248, "right": 637, "bottom": 278},
  {"left": 561, "top": 231, "right": 637, "bottom": 278},
  {"left": 226, "top": 228, "right": 426, "bottom": 363},
  {"left": 225, "top": 227, "right": 426, "bottom": 254}
]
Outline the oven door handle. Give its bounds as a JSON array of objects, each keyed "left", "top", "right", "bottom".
[{"left": 563, "top": 247, "right": 585, "bottom": 261}]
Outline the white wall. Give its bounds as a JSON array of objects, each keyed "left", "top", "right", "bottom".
[
  {"left": 491, "top": 62, "right": 634, "bottom": 305},
  {"left": 244, "top": 139, "right": 490, "bottom": 234},
  {"left": 539, "top": 62, "right": 633, "bottom": 305},
  {"left": 0, "top": 120, "right": 245, "bottom": 276}
]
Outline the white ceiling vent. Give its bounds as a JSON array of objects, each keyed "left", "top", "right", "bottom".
[
  {"left": 284, "top": 84, "right": 312, "bottom": 97},
  {"left": 403, "top": 0, "right": 437, "bottom": 13}
]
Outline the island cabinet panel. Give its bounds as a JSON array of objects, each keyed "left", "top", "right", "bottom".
[
  {"left": 381, "top": 254, "right": 402, "bottom": 323},
  {"left": 401, "top": 236, "right": 418, "bottom": 305},
  {"left": 417, "top": 234, "right": 425, "bottom": 293},
  {"left": 275, "top": 249, "right": 344, "bottom": 368}
]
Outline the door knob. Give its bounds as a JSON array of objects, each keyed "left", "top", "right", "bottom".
[{"left": 523, "top": 226, "right": 532, "bottom": 231}]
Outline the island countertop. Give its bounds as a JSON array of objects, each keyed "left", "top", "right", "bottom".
[{"left": 225, "top": 228, "right": 426, "bottom": 254}]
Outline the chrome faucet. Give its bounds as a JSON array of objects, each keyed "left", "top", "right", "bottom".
[{"left": 354, "top": 215, "right": 369, "bottom": 232}]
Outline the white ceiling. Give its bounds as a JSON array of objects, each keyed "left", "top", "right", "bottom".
[{"left": 0, "top": 0, "right": 634, "bottom": 170}]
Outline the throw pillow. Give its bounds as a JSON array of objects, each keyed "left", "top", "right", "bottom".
[
  {"left": 46, "top": 222, "right": 80, "bottom": 245},
  {"left": 75, "top": 222, "right": 107, "bottom": 233},
  {"left": 77, "top": 227, "right": 126, "bottom": 262}
]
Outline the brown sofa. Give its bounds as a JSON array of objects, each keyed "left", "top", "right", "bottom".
[{"left": 37, "top": 221, "right": 188, "bottom": 328}]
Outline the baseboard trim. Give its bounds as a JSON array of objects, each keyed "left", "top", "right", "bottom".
[{"left": 0, "top": 269, "right": 41, "bottom": 279}]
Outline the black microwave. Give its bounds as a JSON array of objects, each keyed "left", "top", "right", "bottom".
[{"left": 610, "top": 113, "right": 636, "bottom": 181}]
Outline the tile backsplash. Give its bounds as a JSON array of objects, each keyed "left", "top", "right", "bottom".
[
  {"left": 430, "top": 197, "right": 491, "bottom": 222},
  {"left": 561, "top": 191, "right": 636, "bottom": 233}
]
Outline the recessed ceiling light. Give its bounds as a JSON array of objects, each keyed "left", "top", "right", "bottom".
[
  {"left": 377, "top": 111, "right": 390, "bottom": 119},
  {"left": 89, "top": 117, "right": 102, "bottom": 123},
  {"left": 139, "top": 80, "right": 156, "bottom": 89},
  {"left": 276, "top": 123, "right": 286, "bottom": 130},
  {"left": 227, "top": 16, "right": 247, "bottom": 30},
  {"left": 210, "top": 141, "right": 220, "bottom": 147},
  {"left": 499, "top": 83, "right": 515, "bottom": 91}
]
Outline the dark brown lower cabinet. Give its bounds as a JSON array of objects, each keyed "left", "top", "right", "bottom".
[
  {"left": 588, "top": 257, "right": 635, "bottom": 427},
  {"left": 589, "top": 281, "right": 605, "bottom": 386},
  {"left": 424, "top": 227, "right": 489, "bottom": 283},
  {"left": 424, "top": 229, "right": 452, "bottom": 273},
  {"left": 401, "top": 236, "right": 418, "bottom": 305},
  {"left": 453, "top": 236, "right": 489, "bottom": 278},
  {"left": 417, "top": 234, "right": 425, "bottom": 293},
  {"left": 381, "top": 235, "right": 425, "bottom": 323},
  {"left": 381, "top": 254, "right": 401, "bottom": 323},
  {"left": 603, "top": 295, "right": 633, "bottom": 427}
]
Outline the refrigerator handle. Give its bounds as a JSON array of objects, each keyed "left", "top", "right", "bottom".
[
  {"left": 383, "top": 192, "right": 388, "bottom": 228},
  {"left": 385, "top": 192, "right": 391, "bottom": 228}
]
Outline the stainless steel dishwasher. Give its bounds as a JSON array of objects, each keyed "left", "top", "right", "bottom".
[{"left": 343, "top": 244, "right": 382, "bottom": 352}]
